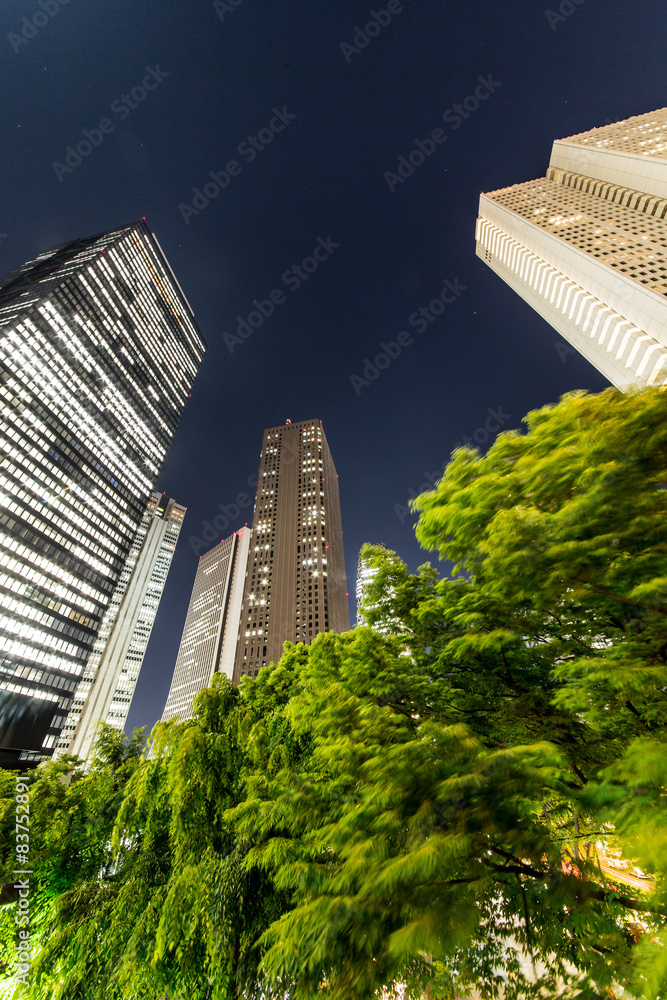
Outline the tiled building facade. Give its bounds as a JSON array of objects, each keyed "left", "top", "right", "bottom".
[
  {"left": 476, "top": 108, "right": 667, "bottom": 388},
  {"left": 234, "top": 419, "right": 349, "bottom": 681},
  {"left": 160, "top": 419, "right": 349, "bottom": 722}
]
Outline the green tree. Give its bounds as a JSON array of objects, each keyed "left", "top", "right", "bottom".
[
  {"left": 0, "top": 726, "right": 155, "bottom": 999},
  {"left": 2, "top": 386, "right": 664, "bottom": 1000},
  {"left": 0, "top": 677, "right": 300, "bottom": 1000},
  {"left": 240, "top": 387, "right": 667, "bottom": 999},
  {"left": 414, "top": 386, "right": 667, "bottom": 741}
]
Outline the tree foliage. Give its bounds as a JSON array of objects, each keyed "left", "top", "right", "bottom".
[{"left": 0, "top": 386, "right": 665, "bottom": 999}]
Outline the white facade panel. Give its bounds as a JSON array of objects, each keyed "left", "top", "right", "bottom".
[
  {"left": 217, "top": 526, "right": 251, "bottom": 681},
  {"left": 550, "top": 107, "right": 667, "bottom": 200},
  {"left": 478, "top": 194, "right": 667, "bottom": 350},
  {"left": 476, "top": 218, "right": 667, "bottom": 388},
  {"left": 476, "top": 108, "right": 667, "bottom": 389},
  {"left": 550, "top": 143, "right": 667, "bottom": 202}
]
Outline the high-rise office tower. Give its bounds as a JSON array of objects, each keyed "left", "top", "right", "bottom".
[
  {"left": 159, "top": 419, "right": 349, "bottom": 722},
  {"left": 234, "top": 418, "right": 349, "bottom": 682},
  {"left": 356, "top": 543, "right": 387, "bottom": 627},
  {"left": 475, "top": 107, "right": 667, "bottom": 388},
  {"left": 0, "top": 221, "right": 205, "bottom": 766},
  {"left": 356, "top": 544, "right": 403, "bottom": 635},
  {"left": 61, "top": 492, "right": 186, "bottom": 758},
  {"left": 161, "top": 527, "right": 251, "bottom": 723}
]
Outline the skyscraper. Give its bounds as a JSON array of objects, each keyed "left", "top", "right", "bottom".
[
  {"left": 159, "top": 419, "right": 348, "bottom": 722},
  {"left": 0, "top": 221, "right": 205, "bottom": 766},
  {"left": 61, "top": 492, "right": 186, "bottom": 759},
  {"left": 356, "top": 543, "right": 386, "bottom": 626},
  {"left": 356, "top": 544, "right": 403, "bottom": 635},
  {"left": 475, "top": 108, "right": 667, "bottom": 388},
  {"left": 234, "top": 418, "right": 348, "bottom": 682},
  {"left": 161, "top": 527, "right": 250, "bottom": 723}
]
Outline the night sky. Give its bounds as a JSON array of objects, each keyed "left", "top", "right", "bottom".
[{"left": 1, "top": 0, "right": 664, "bottom": 736}]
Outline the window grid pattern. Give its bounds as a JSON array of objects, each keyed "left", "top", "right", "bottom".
[
  {"left": 476, "top": 217, "right": 667, "bottom": 386},
  {"left": 546, "top": 167, "right": 667, "bottom": 221},
  {"left": 485, "top": 177, "right": 667, "bottom": 298},
  {"left": 0, "top": 221, "right": 205, "bottom": 756},
  {"left": 59, "top": 493, "right": 185, "bottom": 755},
  {"left": 235, "top": 419, "right": 348, "bottom": 682},
  {"left": 161, "top": 531, "right": 245, "bottom": 723},
  {"left": 295, "top": 423, "right": 327, "bottom": 647},
  {"left": 558, "top": 108, "right": 667, "bottom": 161}
]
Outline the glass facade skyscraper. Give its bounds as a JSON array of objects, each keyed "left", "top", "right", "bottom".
[
  {"left": 475, "top": 108, "right": 667, "bottom": 388},
  {"left": 161, "top": 527, "right": 251, "bottom": 723},
  {"left": 0, "top": 220, "right": 205, "bottom": 766},
  {"left": 62, "top": 492, "right": 186, "bottom": 758}
]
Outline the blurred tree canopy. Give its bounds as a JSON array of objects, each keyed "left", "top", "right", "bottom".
[{"left": 1, "top": 386, "right": 665, "bottom": 1000}]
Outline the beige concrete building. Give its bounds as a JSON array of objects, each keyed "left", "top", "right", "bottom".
[
  {"left": 234, "top": 418, "right": 349, "bottom": 681},
  {"left": 159, "top": 418, "right": 349, "bottom": 722},
  {"left": 476, "top": 107, "right": 667, "bottom": 388}
]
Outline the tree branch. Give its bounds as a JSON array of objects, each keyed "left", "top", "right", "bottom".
[
  {"left": 572, "top": 578, "right": 664, "bottom": 614},
  {"left": 566, "top": 752, "right": 588, "bottom": 786},
  {"left": 625, "top": 699, "right": 653, "bottom": 732},
  {"left": 500, "top": 647, "right": 524, "bottom": 696},
  {"left": 374, "top": 697, "right": 418, "bottom": 721},
  {"left": 483, "top": 854, "right": 667, "bottom": 917}
]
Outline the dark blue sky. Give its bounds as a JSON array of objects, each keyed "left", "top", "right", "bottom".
[{"left": 1, "top": 0, "right": 664, "bottom": 735}]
